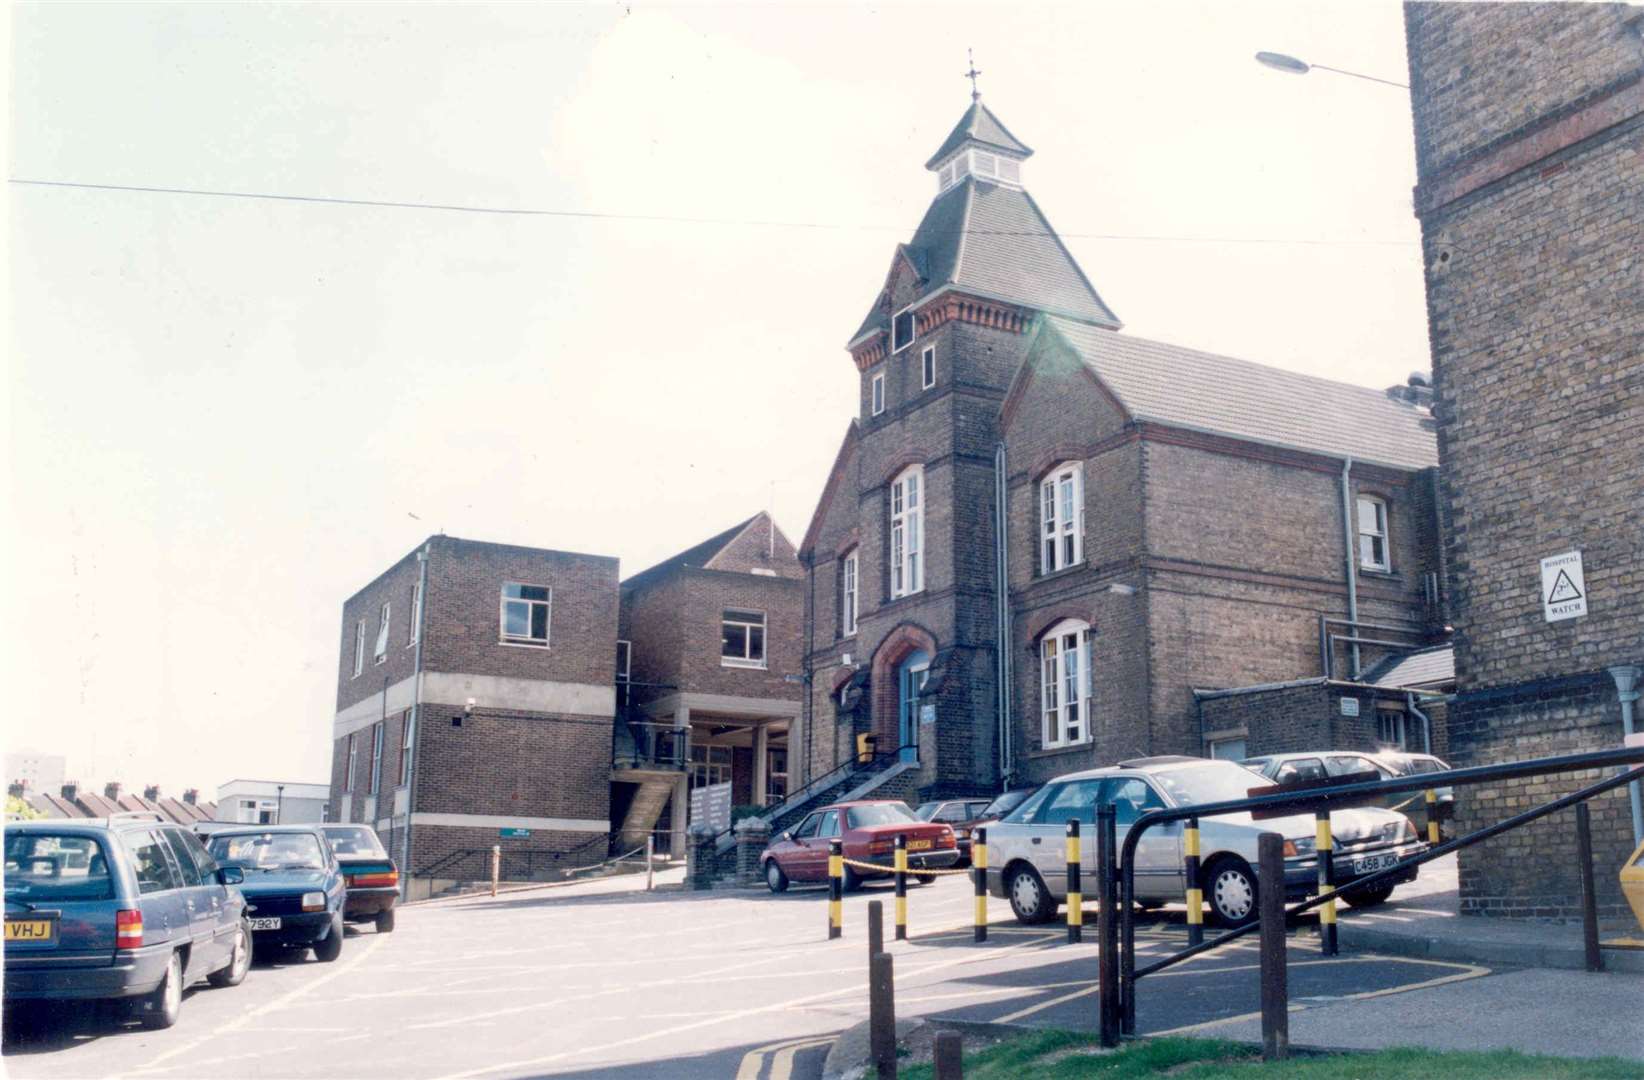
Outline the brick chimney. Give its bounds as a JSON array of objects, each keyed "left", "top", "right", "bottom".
[
  {"left": 183, "top": 788, "right": 199, "bottom": 805},
  {"left": 143, "top": 784, "right": 161, "bottom": 801},
  {"left": 61, "top": 782, "right": 79, "bottom": 801},
  {"left": 104, "top": 782, "right": 123, "bottom": 801}
]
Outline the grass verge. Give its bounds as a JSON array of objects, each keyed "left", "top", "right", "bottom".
[{"left": 897, "top": 1031, "right": 1644, "bottom": 1079}]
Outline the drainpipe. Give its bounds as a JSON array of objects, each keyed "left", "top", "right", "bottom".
[
  {"left": 1610, "top": 665, "right": 1644, "bottom": 845},
  {"left": 994, "top": 442, "right": 1014, "bottom": 789},
  {"left": 401, "top": 540, "right": 433, "bottom": 899},
  {"left": 1338, "top": 458, "right": 1362, "bottom": 679},
  {"left": 1406, "top": 691, "right": 1433, "bottom": 756}
]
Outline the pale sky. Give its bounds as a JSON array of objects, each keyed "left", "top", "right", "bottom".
[{"left": 5, "top": 1, "right": 1426, "bottom": 796}]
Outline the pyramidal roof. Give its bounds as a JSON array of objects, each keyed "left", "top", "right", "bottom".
[
  {"left": 851, "top": 102, "right": 1119, "bottom": 347},
  {"left": 924, "top": 101, "right": 1033, "bottom": 169}
]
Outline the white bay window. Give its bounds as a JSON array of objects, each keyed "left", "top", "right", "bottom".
[
  {"left": 890, "top": 466, "right": 924, "bottom": 599},
  {"left": 1041, "top": 619, "right": 1092, "bottom": 749},
  {"left": 1041, "top": 463, "right": 1084, "bottom": 573}
]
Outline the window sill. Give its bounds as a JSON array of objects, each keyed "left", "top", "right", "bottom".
[
  {"left": 1034, "top": 561, "right": 1088, "bottom": 584},
  {"left": 1358, "top": 565, "right": 1395, "bottom": 578},
  {"left": 721, "top": 659, "right": 768, "bottom": 670},
  {"left": 1029, "top": 740, "right": 1094, "bottom": 760},
  {"left": 499, "top": 639, "right": 551, "bottom": 649}
]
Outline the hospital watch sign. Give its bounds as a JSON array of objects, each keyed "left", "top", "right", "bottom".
[{"left": 1540, "top": 550, "right": 1588, "bottom": 622}]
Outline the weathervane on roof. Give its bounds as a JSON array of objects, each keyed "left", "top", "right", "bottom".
[{"left": 965, "top": 49, "right": 983, "bottom": 102}]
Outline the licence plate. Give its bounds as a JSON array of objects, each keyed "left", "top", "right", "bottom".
[
  {"left": 1352, "top": 853, "right": 1400, "bottom": 875},
  {"left": 907, "top": 839, "right": 933, "bottom": 851},
  {"left": 4, "top": 918, "right": 56, "bottom": 944},
  {"left": 247, "top": 917, "right": 282, "bottom": 931}
]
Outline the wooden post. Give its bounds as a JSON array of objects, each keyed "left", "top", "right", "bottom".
[
  {"left": 1258, "top": 832, "right": 1289, "bottom": 1061},
  {"left": 932, "top": 1029, "right": 963, "bottom": 1079},
  {"left": 490, "top": 845, "right": 500, "bottom": 898},
  {"left": 868, "top": 899, "right": 884, "bottom": 961},
  {"left": 645, "top": 834, "right": 655, "bottom": 892},
  {"left": 1576, "top": 803, "right": 1604, "bottom": 973},
  {"left": 1097, "top": 804, "right": 1120, "bottom": 1048},
  {"left": 869, "top": 951, "right": 897, "bottom": 1079}
]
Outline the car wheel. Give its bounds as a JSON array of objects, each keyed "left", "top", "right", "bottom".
[
  {"left": 208, "top": 922, "right": 252, "bottom": 988},
  {"left": 841, "top": 864, "right": 863, "bottom": 893},
  {"left": 140, "top": 952, "right": 184, "bottom": 1029},
  {"left": 1205, "top": 857, "right": 1258, "bottom": 927},
  {"left": 765, "top": 860, "right": 789, "bottom": 894},
  {"left": 910, "top": 873, "right": 932, "bottom": 886},
  {"left": 312, "top": 915, "right": 344, "bottom": 963},
  {"left": 375, "top": 908, "right": 396, "bottom": 933},
  {"left": 1342, "top": 883, "right": 1395, "bottom": 909},
  {"left": 1007, "top": 865, "right": 1058, "bottom": 925}
]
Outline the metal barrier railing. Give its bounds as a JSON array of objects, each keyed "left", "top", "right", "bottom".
[{"left": 1108, "top": 744, "right": 1644, "bottom": 1045}]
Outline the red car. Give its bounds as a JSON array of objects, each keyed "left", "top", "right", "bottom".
[{"left": 760, "top": 800, "right": 959, "bottom": 893}]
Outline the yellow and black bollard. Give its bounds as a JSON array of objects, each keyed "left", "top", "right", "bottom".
[
  {"left": 1316, "top": 810, "right": 1337, "bottom": 956},
  {"left": 1424, "top": 789, "right": 1440, "bottom": 845},
  {"left": 894, "top": 833, "right": 909, "bottom": 941},
  {"left": 828, "top": 838, "right": 843, "bottom": 940},
  {"left": 1066, "top": 819, "right": 1083, "bottom": 944},
  {"left": 1183, "top": 815, "right": 1204, "bottom": 947},
  {"left": 973, "top": 826, "right": 989, "bottom": 943}
]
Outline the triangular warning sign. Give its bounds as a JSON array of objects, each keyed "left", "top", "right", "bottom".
[{"left": 1547, "top": 568, "right": 1583, "bottom": 604}]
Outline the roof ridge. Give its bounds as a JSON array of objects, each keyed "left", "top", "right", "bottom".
[
  {"left": 952, "top": 175, "right": 976, "bottom": 284},
  {"left": 1020, "top": 190, "right": 1121, "bottom": 331}
]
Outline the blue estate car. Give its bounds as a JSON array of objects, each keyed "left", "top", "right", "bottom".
[
  {"left": 205, "top": 826, "right": 348, "bottom": 962},
  {"left": 4, "top": 814, "right": 253, "bottom": 1029}
]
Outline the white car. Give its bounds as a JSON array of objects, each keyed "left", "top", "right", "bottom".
[{"left": 984, "top": 756, "right": 1427, "bottom": 926}]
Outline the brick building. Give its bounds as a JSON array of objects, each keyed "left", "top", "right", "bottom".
[
  {"left": 1405, "top": 3, "right": 1644, "bottom": 917},
  {"left": 795, "top": 97, "right": 1452, "bottom": 803}
]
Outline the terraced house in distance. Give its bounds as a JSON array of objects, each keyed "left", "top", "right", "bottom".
[{"left": 330, "top": 536, "right": 621, "bottom": 900}]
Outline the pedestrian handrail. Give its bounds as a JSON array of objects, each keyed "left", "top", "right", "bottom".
[
  {"left": 711, "top": 742, "right": 919, "bottom": 849},
  {"left": 1111, "top": 743, "right": 1644, "bottom": 1038}
]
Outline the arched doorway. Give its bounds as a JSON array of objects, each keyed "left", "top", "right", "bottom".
[{"left": 896, "top": 650, "right": 930, "bottom": 764}]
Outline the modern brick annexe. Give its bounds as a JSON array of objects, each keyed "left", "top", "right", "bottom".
[{"left": 1406, "top": 2, "right": 1644, "bottom": 917}]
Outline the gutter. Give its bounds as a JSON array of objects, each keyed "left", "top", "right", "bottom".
[
  {"left": 402, "top": 540, "right": 433, "bottom": 896},
  {"left": 1406, "top": 691, "right": 1433, "bottom": 756},
  {"left": 1339, "top": 457, "right": 1362, "bottom": 679},
  {"left": 993, "top": 442, "right": 1014, "bottom": 788}
]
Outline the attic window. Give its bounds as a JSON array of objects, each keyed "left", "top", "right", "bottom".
[
  {"left": 892, "top": 307, "right": 915, "bottom": 353},
  {"left": 972, "top": 151, "right": 997, "bottom": 178},
  {"left": 997, "top": 158, "right": 1021, "bottom": 184},
  {"left": 939, "top": 160, "right": 960, "bottom": 192}
]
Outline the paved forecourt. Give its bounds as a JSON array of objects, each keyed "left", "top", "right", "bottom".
[{"left": 3, "top": 862, "right": 1493, "bottom": 1080}]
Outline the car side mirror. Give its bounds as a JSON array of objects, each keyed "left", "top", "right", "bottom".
[
  {"left": 218, "top": 866, "right": 244, "bottom": 886},
  {"left": 780, "top": 831, "right": 792, "bottom": 842}
]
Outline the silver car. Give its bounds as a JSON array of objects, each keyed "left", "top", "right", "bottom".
[{"left": 984, "top": 756, "right": 1427, "bottom": 926}]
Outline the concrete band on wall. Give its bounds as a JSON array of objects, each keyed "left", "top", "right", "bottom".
[{"left": 333, "top": 671, "right": 618, "bottom": 739}]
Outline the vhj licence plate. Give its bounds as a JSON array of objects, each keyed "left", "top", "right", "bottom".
[
  {"left": 4, "top": 918, "right": 56, "bottom": 944},
  {"left": 247, "top": 917, "right": 282, "bottom": 931},
  {"left": 907, "top": 839, "right": 933, "bottom": 851},
  {"left": 1352, "top": 853, "right": 1400, "bottom": 875}
]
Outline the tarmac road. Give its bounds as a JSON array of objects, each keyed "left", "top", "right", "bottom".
[{"left": 3, "top": 859, "right": 1482, "bottom": 1080}]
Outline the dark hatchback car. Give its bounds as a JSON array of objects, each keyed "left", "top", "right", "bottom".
[
  {"left": 206, "top": 826, "right": 348, "bottom": 962},
  {"left": 4, "top": 814, "right": 251, "bottom": 1029},
  {"left": 912, "top": 798, "right": 995, "bottom": 865},
  {"left": 320, "top": 825, "right": 399, "bottom": 933}
]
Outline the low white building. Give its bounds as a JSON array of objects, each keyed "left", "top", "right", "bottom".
[{"left": 216, "top": 779, "right": 330, "bottom": 824}]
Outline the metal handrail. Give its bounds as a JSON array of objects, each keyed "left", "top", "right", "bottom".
[
  {"left": 711, "top": 742, "right": 919, "bottom": 848},
  {"left": 1114, "top": 744, "right": 1644, "bottom": 1034}
]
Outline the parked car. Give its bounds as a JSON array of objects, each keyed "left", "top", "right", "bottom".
[
  {"left": 985, "top": 757, "right": 1427, "bottom": 927},
  {"left": 4, "top": 813, "right": 252, "bottom": 1029},
  {"left": 913, "top": 798, "right": 995, "bottom": 865},
  {"left": 971, "top": 787, "right": 1039, "bottom": 828},
  {"left": 760, "top": 800, "right": 959, "bottom": 893},
  {"left": 1242, "top": 750, "right": 1453, "bottom": 822},
  {"left": 320, "top": 824, "right": 399, "bottom": 933},
  {"left": 205, "top": 826, "right": 348, "bottom": 962}
]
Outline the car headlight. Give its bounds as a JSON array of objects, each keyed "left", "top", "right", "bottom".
[
  {"left": 301, "top": 891, "right": 326, "bottom": 911},
  {"left": 1283, "top": 837, "right": 1316, "bottom": 858},
  {"left": 1381, "top": 821, "right": 1403, "bottom": 842}
]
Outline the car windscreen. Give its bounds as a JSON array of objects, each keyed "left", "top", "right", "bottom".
[
  {"left": 4, "top": 833, "right": 114, "bottom": 902},
  {"left": 1150, "top": 763, "right": 1268, "bottom": 808},
  {"left": 912, "top": 803, "right": 941, "bottom": 821},
  {"left": 322, "top": 827, "right": 388, "bottom": 857},
  {"left": 209, "top": 832, "right": 327, "bottom": 871},
  {"left": 981, "top": 789, "right": 1032, "bottom": 818},
  {"left": 846, "top": 804, "right": 919, "bottom": 829}
]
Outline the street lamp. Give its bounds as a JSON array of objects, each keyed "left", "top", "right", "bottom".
[
  {"left": 276, "top": 784, "right": 285, "bottom": 825},
  {"left": 1255, "top": 51, "right": 1408, "bottom": 89}
]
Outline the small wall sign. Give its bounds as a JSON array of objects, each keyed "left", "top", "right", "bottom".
[
  {"left": 1339, "top": 697, "right": 1360, "bottom": 718},
  {"left": 1540, "top": 550, "right": 1588, "bottom": 622},
  {"left": 498, "top": 827, "right": 532, "bottom": 839},
  {"left": 919, "top": 703, "right": 937, "bottom": 726}
]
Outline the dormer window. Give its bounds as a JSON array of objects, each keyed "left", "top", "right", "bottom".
[
  {"left": 973, "top": 151, "right": 997, "bottom": 178},
  {"left": 932, "top": 148, "right": 1025, "bottom": 193},
  {"left": 892, "top": 306, "right": 915, "bottom": 353}
]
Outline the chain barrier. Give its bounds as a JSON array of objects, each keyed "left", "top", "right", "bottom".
[{"left": 836, "top": 856, "right": 972, "bottom": 876}]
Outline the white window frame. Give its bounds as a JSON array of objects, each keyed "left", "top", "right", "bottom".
[
  {"left": 889, "top": 465, "right": 924, "bottom": 599},
  {"left": 1040, "top": 619, "right": 1092, "bottom": 749},
  {"left": 841, "top": 550, "right": 859, "bottom": 637},
  {"left": 616, "top": 640, "right": 631, "bottom": 682},
  {"left": 352, "top": 619, "right": 366, "bottom": 678},
  {"left": 374, "top": 602, "right": 391, "bottom": 663},
  {"left": 720, "top": 609, "right": 767, "bottom": 669},
  {"left": 891, "top": 303, "right": 916, "bottom": 354},
  {"left": 1041, "top": 462, "right": 1085, "bottom": 574},
  {"left": 398, "top": 712, "right": 413, "bottom": 788},
  {"left": 369, "top": 722, "right": 384, "bottom": 794},
  {"left": 871, "top": 369, "right": 885, "bottom": 416},
  {"left": 1376, "top": 709, "right": 1408, "bottom": 750},
  {"left": 1357, "top": 495, "right": 1390, "bottom": 572},
  {"left": 344, "top": 733, "right": 357, "bottom": 793},
  {"left": 921, "top": 345, "right": 936, "bottom": 390},
  {"left": 500, "top": 583, "right": 552, "bottom": 647},
  {"left": 407, "top": 580, "right": 423, "bottom": 647}
]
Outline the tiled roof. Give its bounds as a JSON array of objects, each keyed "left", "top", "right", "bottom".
[
  {"left": 75, "top": 793, "right": 122, "bottom": 817},
  {"left": 1363, "top": 645, "right": 1455, "bottom": 690},
  {"left": 925, "top": 102, "right": 1033, "bottom": 168},
  {"left": 1042, "top": 317, "right": 1440, "bottom": 470},
  {"left": 623, "top": 513, "right": 796, "bottom": 591},
  {"left": 851, "top": 177, "right": 1121, "bottom": 345}
]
